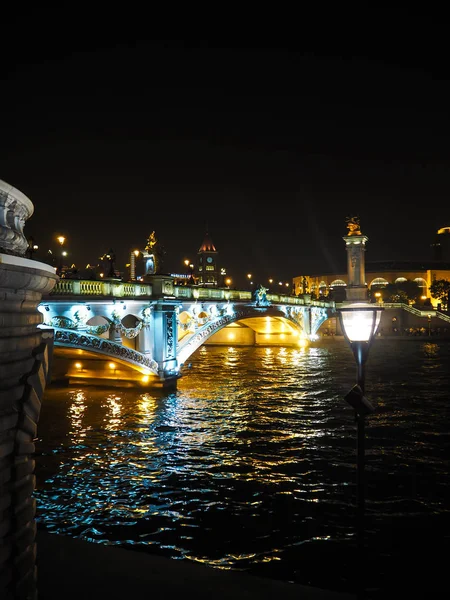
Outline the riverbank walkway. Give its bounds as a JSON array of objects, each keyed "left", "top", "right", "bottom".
[{"left": 36, "top": 530, "right": 356, "bottom": 599}]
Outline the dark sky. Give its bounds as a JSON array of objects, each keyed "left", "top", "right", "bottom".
[{"left": 2, "top": 24, "right": 450, "bottom": 288}]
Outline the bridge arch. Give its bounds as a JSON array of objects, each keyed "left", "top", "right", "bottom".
[{"left": 175, "top": 303, "right": 325, "bottom": 366}]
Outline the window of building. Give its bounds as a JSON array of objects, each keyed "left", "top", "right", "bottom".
[
  {"left": 370, "top": 277, "right": 389, "bottom": 288},
  {"left": 330, "top": 279, "right": 347, "bottom": 287}
]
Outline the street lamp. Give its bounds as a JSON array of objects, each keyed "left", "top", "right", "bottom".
[
  {"left": 338, "top": 302, "right": 383, "bottom": 598},
  {"left": 56, "top": 235, "right": 66, "bottom": 276},
  {"left": 26, "top": 236, "right": 39, "bottom": 259},
  {"left": 130, "top": 250, "right": 140, "bottom": 281}
]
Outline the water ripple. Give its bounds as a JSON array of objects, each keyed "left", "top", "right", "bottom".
[{"left": 35, "top": 341, "right": 450, "bottom": 597}]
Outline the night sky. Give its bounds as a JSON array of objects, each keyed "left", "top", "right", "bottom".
[{"left": 2, "top": 26, "right": 450, "bottom": 288}]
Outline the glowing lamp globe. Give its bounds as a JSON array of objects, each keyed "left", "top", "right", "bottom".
[{"left": 339, "top": 304, "right": 383, "bottom": 343}]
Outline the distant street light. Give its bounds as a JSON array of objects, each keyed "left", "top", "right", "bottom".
[
  {"left": 130, "top": 250, "right": 140, "bottom": 281},
  {"left": 56, "top": 235, "right": 66, "bottom": 276},
  {"left": 26, "top": 236, "right": 39, "bottom": 259}
]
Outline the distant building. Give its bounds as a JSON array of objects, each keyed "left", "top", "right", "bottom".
[
  {"left": 431, "top": 226, "right": 450, "bottom": 261},
  {"left": 293, "top": 226, "right": 450, "bottom": 308},
  {"left": 196, "top": 229, "right": 219, "bottom": 286}
]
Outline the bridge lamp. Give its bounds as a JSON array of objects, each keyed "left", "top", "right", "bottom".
[{"left": 338, "top": 303, "right": 383, "bottom": 584}]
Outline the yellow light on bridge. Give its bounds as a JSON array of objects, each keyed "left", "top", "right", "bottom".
[
  {"left": 141, "top": 375, "right": 150, "bottom": 383},
  {"left": 75, "top": 362, "right": 82, "bottom": 369},
  {"left": 228, "top": 333, "right": 235, "bottom": 340},
  {"left": 109, "top": 362, "right": 116, "bottom": 370}
]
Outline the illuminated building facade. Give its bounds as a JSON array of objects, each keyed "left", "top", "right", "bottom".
[
  {"left": 293, "top": 261, "right": 450, "bottom": 308},
  {"left": 294, "top": 226, "right": 450, "bottom": 309}
]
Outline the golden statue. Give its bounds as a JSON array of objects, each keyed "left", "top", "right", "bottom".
[
  {"left": 145, "top": 231, "right": 157, "bottom": 252},
  {"left": 346, "top": 216, "right": 362, "bottom": 236}
]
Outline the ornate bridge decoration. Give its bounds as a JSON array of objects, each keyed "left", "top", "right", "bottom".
[{"left": 54, "top": 328, "right": 159, "bottom": 374}]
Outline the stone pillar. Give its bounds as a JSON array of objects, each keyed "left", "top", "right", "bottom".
[
  {"left": 303, "top": 308, "right": 311, "bottom": 337},
  {"left": 136, "top": 307, "right": 153, "bottom": 354},
  {"left": 0, "top": 179, "right": 58, "bottom": 599},
  {"left": 343, "top": 223, "right": 369, "bottom": 302},
  {"left": 151, "top": 301, "right": 180, "bottom": 386}
]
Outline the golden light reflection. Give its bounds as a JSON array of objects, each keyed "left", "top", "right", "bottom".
[
  {"left": 75, "top": 362, "right": 82, "bottom": 369},
  {"left": 138, "top": 393, "right": 159, "bottom": 423},
  {"left": 104, "top": 393, "right": 123, "bottom": 430},
  {"left": 109, "top": 362, "right": 116, "bottom": 370},
  {"left": 228, "top": 333, "right": 235, "bottom": 340},
  {"left": 68, "top": 390, "right": 87, "bottom": 439}
]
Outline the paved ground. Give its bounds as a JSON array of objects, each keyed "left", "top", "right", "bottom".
[{"left": 36, "top": 531, "right": 356, "bottom": 600}]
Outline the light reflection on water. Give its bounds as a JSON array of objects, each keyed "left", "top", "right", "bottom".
[{"left": 35, "top": 340, "right": 450, "bottom": 597}]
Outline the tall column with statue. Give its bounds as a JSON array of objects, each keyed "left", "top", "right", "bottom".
[{"left": 343, "top": 216, "right": 369, "bottom": 302}]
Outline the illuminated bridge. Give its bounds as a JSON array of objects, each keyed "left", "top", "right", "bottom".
[{"left": 39, "top": 274, "right": 335, "bottom": 389}]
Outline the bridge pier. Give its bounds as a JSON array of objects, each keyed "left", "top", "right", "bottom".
[{"left": 152, "top": 301, "right": 181, "bottom": 387}]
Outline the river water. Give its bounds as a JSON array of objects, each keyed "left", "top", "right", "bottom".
[{"left": 34, "top": 339, "right": 450, "bottom": 597}]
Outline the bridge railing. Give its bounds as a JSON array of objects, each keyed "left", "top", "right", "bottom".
[
  {"left": 47, "top": 279, "right": 334, "bottom": 308},
  {"left": 48, "top": 279, "right": 153, "bottom": 298}
]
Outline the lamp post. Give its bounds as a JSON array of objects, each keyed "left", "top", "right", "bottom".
[
  {"left": 130, "top": 250, "right": 140, "bottom": 281},
  {"left": 56, "top": 235, "right": 66, "bottom": 276},
  {"left": 338, "top": 303, "right": 383, "bottom": 598},
  {"left": 26, "top": 236, "right": 39, "bottom": 259}
]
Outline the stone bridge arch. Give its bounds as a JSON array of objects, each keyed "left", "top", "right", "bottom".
[{"left": 176, "top": 303, "right": 329, "bottom": 365}]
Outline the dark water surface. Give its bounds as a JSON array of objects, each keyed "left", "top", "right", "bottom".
[{"left": 35, "top": 340, "right": 450, "bottom": 597}]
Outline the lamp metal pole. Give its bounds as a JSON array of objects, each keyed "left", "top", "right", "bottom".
[{"left": 352, "top": 341, "right": 368, "bottom": 561}]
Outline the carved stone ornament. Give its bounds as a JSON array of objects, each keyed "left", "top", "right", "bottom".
[{"left": 0, "top": 179, "right": 34, "bottom": 256}]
